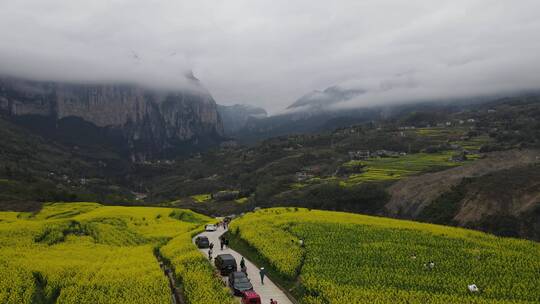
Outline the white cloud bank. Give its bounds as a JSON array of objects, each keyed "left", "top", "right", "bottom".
[{"left": 0, "top": 0, "right": 539, "bottom": 113}]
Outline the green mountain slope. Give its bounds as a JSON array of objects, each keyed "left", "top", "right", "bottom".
[{"left": 0, "top": 115, "right": 132, "bottom": 210}]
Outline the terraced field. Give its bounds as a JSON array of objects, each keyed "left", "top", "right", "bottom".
[
  {"left": 339, "top": 152, "right": 468, "bottom": 185},
  {"left": 289, "top": 152, "right": 466, "bottom": 189},
  {"left": 191, "top": 193, "right": 212, "bottom": 203},
  {"left": 294, "top": 129, "right": 491, "bottom": 188},
  {"left": 415, "top": 127, "right": 493, "bottom": 151},
  {"left": 0, "top": 203, "right": 234, "bottom": 304},
  {"left": 229, "top": 208, "right": 540, "bottom": 304}
]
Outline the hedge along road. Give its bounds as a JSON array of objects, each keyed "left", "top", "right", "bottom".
[{"left": 195, "top": 225, "right": 293, "bottom": 304}]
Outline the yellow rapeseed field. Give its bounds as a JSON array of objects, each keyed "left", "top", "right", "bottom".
[
  {"left": 0, "top": 203, "right": 233, "bottom": 304},
  {"left": 230, "top": 208, "right": 540, "bottom": 304}
]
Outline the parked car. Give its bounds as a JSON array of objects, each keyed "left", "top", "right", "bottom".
[
  {"left": 205, "top": 224, "right": 217, "bottom": 232},
  {"left": 195, "top": 236, "right": 210, "bottom": 248},
  {"left": 215, "top": 254, "right": 237, "bottom": 275},
  {"left": 228, "top": 271, "right": 253, "bottom": 296},
  {"left": 241, "top": 291, "right": 261, "bottom": 304}
]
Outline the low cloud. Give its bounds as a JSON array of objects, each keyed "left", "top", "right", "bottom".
[{"left": 1, "top": 1, "right": 539, "bottom": 112}]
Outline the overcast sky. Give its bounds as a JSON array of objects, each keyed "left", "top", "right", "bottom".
[{"left": 1, "top": 0, "right": 539, "bottom": 114}]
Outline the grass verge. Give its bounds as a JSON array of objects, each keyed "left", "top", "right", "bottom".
[{"left": 225, "top": 230, "right": 302, "bottom": 303}]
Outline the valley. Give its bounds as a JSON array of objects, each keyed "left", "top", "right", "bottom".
[
  {"left": 2, "top": 2, "right": 540, "bottom": 303},
  {"left": 1, "top": 94, "right": 540, "bottom": 240},
  {"left": 3, "top": 94, "right": 538, "bottom": 303},
  {"left": 143, "top": 96, "right": 540, "bottom": 240}
]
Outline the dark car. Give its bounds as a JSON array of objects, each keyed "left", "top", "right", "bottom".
[
  {"left": 215, "top": 254, "right": 237, "bottom": 275},
  {"left": 195, "top": 236, "right": 210, "bottom": 249},
  {"left": 228, "top": 271, "right": 253, "bottom": 296}
]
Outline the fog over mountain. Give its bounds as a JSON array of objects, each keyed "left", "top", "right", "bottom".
[{"left": 1, "top": 0, "right": 540, "bottom": 113}]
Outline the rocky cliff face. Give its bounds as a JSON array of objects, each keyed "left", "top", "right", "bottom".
[{"left": 0, "top": 77, "right": 223, "bottom": 161}]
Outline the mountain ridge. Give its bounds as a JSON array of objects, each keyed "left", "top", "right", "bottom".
[
  {"left": 0, "top": 76, "right": 224, "bottom": 161},
  {"left": 287, "top": 85, "right": 366, "bottom": 111}
]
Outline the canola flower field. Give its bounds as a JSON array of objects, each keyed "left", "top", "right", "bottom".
[
  {"left": 230, "top": 208, "right": 540, "bottom": 304},
  {"left": 0, "top": 202, "right": 234, "bottom": 304}
]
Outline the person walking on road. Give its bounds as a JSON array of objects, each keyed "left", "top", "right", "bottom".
[
  {"left": 270, "top": 299, "right": 278, "bottom": 304},
  {"left": 240, "top": 257, "right": 246, "bottom": 273},
  {"left": 240, "top": 257, "right": 246, "bottom": 269},
  {"left": 208, "top": 248, "right": 213, "bottom": 260},
  {"left": 219, "top": 236, "right": 224, "bottom": 250},
  {"left": 259, "top": 267, "right": 266, "bottom": 285},
  {"left": 224, "top": 238, "right": 229, "bottom": 249}
]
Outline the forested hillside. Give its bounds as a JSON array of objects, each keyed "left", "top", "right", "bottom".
[{"left": 1, "top": 96, "right": 540, "bottom": 239}]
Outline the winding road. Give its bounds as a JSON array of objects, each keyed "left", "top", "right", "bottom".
[{"left": 195, "top": 226, "right": 293, "bottom": 304}]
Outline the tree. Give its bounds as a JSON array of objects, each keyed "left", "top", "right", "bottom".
[{"left": 4, "top": 165, "right": 12, "bottom": 178}]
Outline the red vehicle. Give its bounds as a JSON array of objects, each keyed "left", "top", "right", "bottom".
[{"left": 241, "top": 291, "right": 261, "bottom": 304}]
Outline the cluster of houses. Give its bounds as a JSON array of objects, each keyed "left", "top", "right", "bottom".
[
  {"left": 137, "top": 159, "right": 176, "bottom": 166},
  {"left": 282, "top": 143, "right": 304, "bottom": 152},
  {"left": 333, "top": 127, "right": 362, "bottom": 136},
  {"left": 436, "top": 118, "right": 477, "bottom": 127},
  {"left": 348, "top": 150, "right": 406, "bottom": 160},
  {"left": 295, "top": 171, "right": 313, "bottom": 182},
  {"left": 348, "top": 150, "right": 370, "bottom": 160},
  {"left": 450, "top": 151, "right": 469, "bottom": 162},
  {"left": 397, "top": 118, "right": 478, "bottom": 130},
  {"left": 48, "top": 172, "right": 89, "bottom": 186},
  {"left": 220, "top": 140, "right": 238, "bottom": 149},
  {"left": 212, "top": 190, "right": 240, "bottom": 201},
  {"left": 133, "top": 192, "right": 148, "bottom": 201},
  {"left": 295, "top": 165, "right": 322, "bottom": 182}
]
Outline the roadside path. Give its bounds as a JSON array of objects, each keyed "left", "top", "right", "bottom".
[
  {"left": 155, "top": 253, "right": 184, "bottom": 304},
  {"left": 195, "top": 226, "right": 293, "bottom": 304}
]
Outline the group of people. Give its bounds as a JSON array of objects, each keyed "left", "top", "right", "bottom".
[
  {"left": 219, "top": 235, "right": 229, "bottom": 250},
  {"left": 290, "top": 238, "right": 305, "bottom": 247},
  {"left": 208, "top": 235, "right": 232, "bottom": 260},
  {"left": 237, "top": 257, "right": 265, "bottom": 285},
  {"left": 203, "top": 219, "right": 282, "bottom": 304},
  {"left": 233, "top": 257, "right": 266, "bottom": 286},
  {"left": 207, "top": 242, "right": 215, "bottom": 260},
  {"left": 424, "top": 261, "right": 436, "bottom": 270},
  {"left": 206, "top": 242, "right": 280, "bottom": 303},
  {"left": 254, "top": 265, "right": 279, "bottom": 304},
  {"left": 217, "top": 219, "right": 230, "bottom": 230},
  {"left": 409, "top": 252, "right": 436, "bottom": 271}
]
